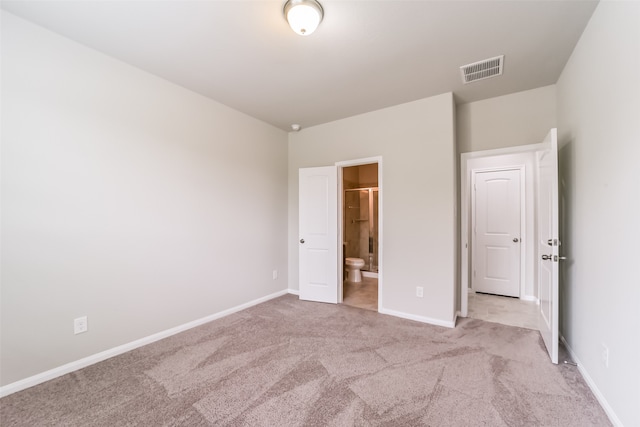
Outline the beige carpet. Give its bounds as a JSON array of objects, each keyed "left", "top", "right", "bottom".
[{"left": 0, "top": 294, "right": 610, "bottom": 426}]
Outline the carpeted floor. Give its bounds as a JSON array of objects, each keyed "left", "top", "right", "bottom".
[{"left": 0, "top": 294, "right": 610, "bottom": 426}]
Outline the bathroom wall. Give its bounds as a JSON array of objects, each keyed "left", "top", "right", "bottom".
[
  {"left": 343, "top": 166, "right": 360, "bottom": 190},
  {"left": 343, "top": 164, "right": 379, "bottom": 267},
  {"left": 289, "top": 93, "right": 457, "bottom": 325},
  {"left": 1, "top": 12, "right": 289, "bottom": 387},
  {"left": 358, "top": 163, "right": 378, "bottom": 187}
]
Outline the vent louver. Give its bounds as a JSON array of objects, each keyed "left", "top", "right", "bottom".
[{"left": 460, "top": 55, "right": 504, "bottom": 84}]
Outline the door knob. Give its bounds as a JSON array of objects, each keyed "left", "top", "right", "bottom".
[
  {"left": 541, "top": 254, "right": 552, "bottom": 260},
  {"left": 513, "top": 238, "right": 519, "bottom": 242},
  {"left": 300, "top": 239, "right": 305, "bottom": 244}
]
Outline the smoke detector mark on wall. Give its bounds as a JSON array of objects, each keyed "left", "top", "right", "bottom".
[{"left": 460, "top": 55, "right": 504, "bottom": 84}]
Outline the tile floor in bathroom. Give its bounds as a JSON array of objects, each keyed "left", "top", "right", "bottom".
[
  {"left": 342, "top": 276, "right": 378, "bottom": 311},
  {"left": 467, "top": 291, "right": 539, "bottom": 329}
]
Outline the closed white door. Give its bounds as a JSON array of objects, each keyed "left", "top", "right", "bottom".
[
  {"left": 299, "top": 166, "right": 338, "bottom": 303},
  {"left": 473, "top": 169, "right": 521, "bottom": 297},
  {"left": 537, "top": 129, "right": 559, "bottom": 364}
]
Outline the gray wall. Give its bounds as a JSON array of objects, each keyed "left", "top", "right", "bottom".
[
  {"left": 457, "top": 85, "right": 557, "bottom": 154},
  {"left": 556, "top": 2, "right": 640, "bottom": 425},
  {"left": 1, "top": 12, "right": 289, "bottom": 386},
  {"left": 288, "top": 93, "right": 457, "bottom": 325}
]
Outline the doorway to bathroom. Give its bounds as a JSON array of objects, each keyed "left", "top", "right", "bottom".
[{"left": 341, "top": 162, "right": 379, "bottom": 312}]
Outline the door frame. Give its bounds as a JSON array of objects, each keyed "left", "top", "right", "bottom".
[
  {"left": 460, "top": 144, "right": 543, "bottom": 318},
  {"left": 336, "top": 156, "right": 383, "bottom": 311},
  {"left": 470, "top": 166, "right": 525, "bottom": 297}
]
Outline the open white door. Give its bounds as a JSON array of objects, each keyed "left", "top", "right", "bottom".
[
  {"left": 299, "top": 166, "right": 338, "bottom": 303},
  {"left": 537, "top": 129, "right": 559, "bottom": 363}
]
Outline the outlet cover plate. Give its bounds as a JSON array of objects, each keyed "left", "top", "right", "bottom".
[{"left": 74, "top": 316, "right": 88, "bottom": 334}]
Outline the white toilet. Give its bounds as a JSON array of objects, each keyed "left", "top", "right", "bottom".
[{"left": 345, "top": 257, "right": 366, "bottom": 283}]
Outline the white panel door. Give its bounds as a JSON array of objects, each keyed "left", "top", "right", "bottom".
[
  {"left": 299, "top": 166, "right": 338, "bottom": 303},
  {"left": 537, "top": 129, "right": 559, "bottom": 364},
  {"left": 473, "top": 169, "right": 521, "bottom": 297}
]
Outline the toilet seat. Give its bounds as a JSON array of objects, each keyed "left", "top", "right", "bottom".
[{"left": 345, "top": 257, "right": 365, "bottom": 267}]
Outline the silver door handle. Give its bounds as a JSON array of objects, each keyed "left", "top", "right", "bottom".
[
  {"left": 300, "top": 239, "right": 305, "bottom": 244},
  {"left": 513, "top": 238, "right": 519, "bottom": 242},
  {"left": 541, "top": 254, "right": 552, "bottom": 261}
]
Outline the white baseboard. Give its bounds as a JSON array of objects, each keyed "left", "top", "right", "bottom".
[
  {"left": 560, "top": 336, "right": 623, "bottom": 427},
  {"left": 379, "top": 308, "right": 455, "bottom": 328},
  {"left": 287, "top": 288, "right": 300, "bottom": 296},
  {"left": 0, "top": 289, "right": 290, "bottom": 398}
]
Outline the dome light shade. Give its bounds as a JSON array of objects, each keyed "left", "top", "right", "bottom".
[{"left": 284, "top": 0, "right": 323, "bottom": 36}]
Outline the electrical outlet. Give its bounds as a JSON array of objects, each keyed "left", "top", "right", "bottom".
[
  {"left": 416, "top": 286, "right": 424, "bottom": 298},
  {"left": 74, "top": 316, "right": 88, "bottom": 335},
  {"left": 601, "top": 343, "right": 609, "bottom": 368},
  {"left": 272, "top": 269, "right": 278, "bottom": 280}
]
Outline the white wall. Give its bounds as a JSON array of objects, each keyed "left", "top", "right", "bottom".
[
  {"left": 556, "top": 2, "right": 640, "bottom": 426},
  {"left": 457, "top": 85, "right": 557, "bottom": 153},
  {"left": 1, "top": 12, "right": 289, "bottom": 387},
  {"left": 288, "top": 93, "right": 457, "bottom": 325}
]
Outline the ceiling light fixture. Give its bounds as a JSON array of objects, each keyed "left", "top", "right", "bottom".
[{"left": 284, "top": 0, "right": 324, "bottom": 36}]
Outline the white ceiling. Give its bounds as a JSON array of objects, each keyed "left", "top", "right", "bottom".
[{"left": 1, "top": 0, "right": 598, "bottom": 131}]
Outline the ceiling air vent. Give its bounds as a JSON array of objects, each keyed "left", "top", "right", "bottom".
[{"left": 460, "top": 55, "right": 504, "bottom": 84}]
